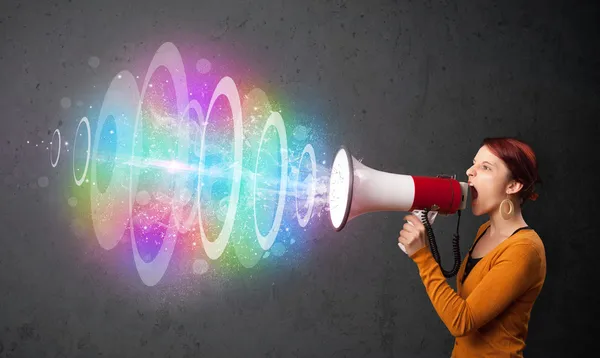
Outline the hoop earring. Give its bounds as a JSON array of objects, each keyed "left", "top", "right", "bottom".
[{"left": 499, "top": 197, "right": 514, "bottom": 220}]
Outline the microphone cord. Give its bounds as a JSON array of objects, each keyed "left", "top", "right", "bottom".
[{"left": 421, "top": 208, "right": 462, "bottom": 278}]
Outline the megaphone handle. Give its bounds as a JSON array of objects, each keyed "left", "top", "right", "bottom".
[
  {"left": 398, "top": 242, "right": 407, "bottom": 254},
  {"left": 398, "top": 210, "right": 437, "bottom": 254}
]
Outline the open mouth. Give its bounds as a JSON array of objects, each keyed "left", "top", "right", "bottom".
[{"left": 470, "top": 184, "right": 478, "bottom": 200}]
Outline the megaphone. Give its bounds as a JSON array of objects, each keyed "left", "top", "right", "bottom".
[{"left": 328, "top": 146, "right": 469, "bottom": 277}]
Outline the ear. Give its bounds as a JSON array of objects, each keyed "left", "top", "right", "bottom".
[{"left": 506, "top": 180, "right": 524, "bottom": 196}]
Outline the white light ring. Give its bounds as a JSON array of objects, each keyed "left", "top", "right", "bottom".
[
  {"left": 90, "top": 70, "right": 140, "bottom": 251},
  {"left": 130, "top": 42, "right": 190, "bottom": 287},
  {"left": 172, "top": 99, "right": 204, "bottom": 233},
  {"left": 295, "top": 143, "right": 316, "bottom": 228},
  {"left": 73, "top": 117, "right": 91, "bottom": 186},
  {"left": 230, "top": 87, "right": 270, "bottom": 269},
  {"left": 198, "top": 76, "right": 243, "bottom": 260},
  {"left": 50, "top": 129, "right": 61, "bottom": 168},
  {"left": 253, "top": 111, "right": 288, "bottom": 251}
]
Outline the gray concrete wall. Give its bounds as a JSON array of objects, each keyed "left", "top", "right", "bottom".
[{"left": 1, "top": 0, "right": 597, "bottom": 356}]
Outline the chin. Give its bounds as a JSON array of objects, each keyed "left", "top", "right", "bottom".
[{"left": 470, "top": 200, "right": 487, "bottom": 216}]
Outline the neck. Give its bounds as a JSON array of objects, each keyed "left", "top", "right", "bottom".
[{"left": 487, "top": 203, "right": 528, "bottom": 237}]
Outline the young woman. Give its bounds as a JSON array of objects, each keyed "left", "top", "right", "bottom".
[{"left": 398, "top": 137, "right": 546, "bottom": 357}]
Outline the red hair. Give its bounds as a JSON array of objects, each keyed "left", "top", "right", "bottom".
[{"left": 481, "top": 137, "right": 542, "bottom": 206}]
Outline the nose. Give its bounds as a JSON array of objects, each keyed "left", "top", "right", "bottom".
[{"left": 466, "top": 165, "right": 474, "bottom": 178}]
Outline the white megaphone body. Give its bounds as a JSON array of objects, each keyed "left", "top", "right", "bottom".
[
  {"left": 328, "top": 146, "right": 469, "bottom": 233},
  {"left": 328, "top": 146, "right": 469, "bottom": 274}
]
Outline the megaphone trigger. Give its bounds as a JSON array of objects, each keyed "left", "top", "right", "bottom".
[{"left": 416, "top": 209, "right": 439, "bottom": 225}]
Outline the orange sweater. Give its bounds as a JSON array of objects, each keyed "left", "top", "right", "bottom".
[{"left": 409, "top": 220, "right": 546, "bottom": 357}]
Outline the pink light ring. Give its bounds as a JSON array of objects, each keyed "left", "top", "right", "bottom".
[
  {"left": 130, "top": 42, "right": 190, "bottom": 287},
  {"left": 198, "top": 76, "right": 244, "bottom": 260},
  {"left": 73, "top": 116, "right": 91, "bottom": 186},
  {"left": 253, "top": 111, "right": 288, "bottom": 251},
  {"left": 90, "top": 70, "right": 140, "bottom": 251},
  {"left": 295, "top": 143, "right": 316, "bottom": 228},
  {"left": 172, "top": 99, "right": 205, "bottom": 233}
]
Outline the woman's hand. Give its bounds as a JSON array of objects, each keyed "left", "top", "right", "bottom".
[{"left": 398, "top": 213, "right": 429, "bottom": 257}]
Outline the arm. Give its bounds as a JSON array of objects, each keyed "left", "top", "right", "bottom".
[{"left": 409, "top": 242, "right": 542, "bottom": 337}]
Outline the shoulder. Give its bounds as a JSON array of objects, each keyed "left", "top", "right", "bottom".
[
  {"left": 512, "top": 229, "right": 546, "bottom": 260},
  {"left": 498, "top": 229, "right": 546, "bottom": 270}
]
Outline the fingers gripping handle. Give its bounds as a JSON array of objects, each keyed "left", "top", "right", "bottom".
[{"left": 398, "top": 210, "right": 438, "bottom": 254}]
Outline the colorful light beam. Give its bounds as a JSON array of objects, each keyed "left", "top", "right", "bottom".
[{"left": 50, "top": 42, "right": 333, "bottom": 286}]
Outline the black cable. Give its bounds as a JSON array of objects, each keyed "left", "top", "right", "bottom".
[{"left": 421, "top": 207, "right": 462, "bottom": 278}]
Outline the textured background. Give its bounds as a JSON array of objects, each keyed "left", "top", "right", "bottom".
[{"left": 1, "top": 0, "right": 598, "bottom": 357}]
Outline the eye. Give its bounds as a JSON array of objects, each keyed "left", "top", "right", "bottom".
[{"left": 483, "top": 165, "right": 490, "bottom": 170}]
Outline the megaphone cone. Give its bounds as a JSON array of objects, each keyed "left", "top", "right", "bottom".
[{"left": 328, "top": 146, "right": 469, "bottom": 231}]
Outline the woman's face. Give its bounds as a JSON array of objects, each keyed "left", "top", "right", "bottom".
[{"left": 465, "top": 145, "right": 515, "bottom": 216}]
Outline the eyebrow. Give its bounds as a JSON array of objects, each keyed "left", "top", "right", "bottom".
[{"left": 473, "top": 159, "right": 495, "bottom": 166}]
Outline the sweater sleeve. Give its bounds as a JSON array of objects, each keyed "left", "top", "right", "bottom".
[{"left": 409, "top": 242, "right": 542, "bottom": 337}]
